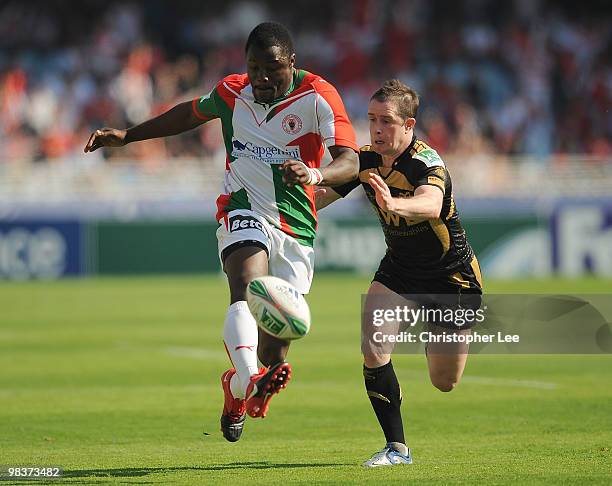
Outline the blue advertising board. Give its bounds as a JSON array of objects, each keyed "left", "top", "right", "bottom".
[{"left": 0, "top": 221, "right": 84, "bottom": 280}]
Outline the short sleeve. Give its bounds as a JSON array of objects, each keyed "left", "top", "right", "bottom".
[
  {"left": 192, "top": 87, "right": 220, "bottom": 122},
  {"left": 315, "top": 80, "right": 359, "bottom": 151},
  {"left": 331, "top": 177, "right": 361, "bottom": 197},
  {"left": 412, "top": 148, "right": 447, "bottom": 194}
]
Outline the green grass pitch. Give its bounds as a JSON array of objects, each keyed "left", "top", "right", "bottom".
[{"left": 1, "top": 275, "right": 611, "bottom": 484}]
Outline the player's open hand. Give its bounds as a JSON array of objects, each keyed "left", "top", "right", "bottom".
[
  {"left": 369, "top": 172, "right": 395, "bottom": 212},
  {"left": 84, "top": 128, "right": 128, "bottom": 153},
  {"left": 282, "top": 159, "right": 310, "bottom": 187}
]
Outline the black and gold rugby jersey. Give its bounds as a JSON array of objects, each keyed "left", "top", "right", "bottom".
[{"left": 332, "top": 136, "right": 474, "bottom": 278}]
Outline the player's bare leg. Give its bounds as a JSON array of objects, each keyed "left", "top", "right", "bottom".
[
  {"left": 361, "top": 281, "right": 412, "bottom": 466},
  {"left": 425, "top": 324, "right": 470, "bottom": 392},
  {"left": 225, "top": 245, "right": 269, "bottom": 304},
  {"left": 258, "top": 328, "right": 290, "bottom": 366}
]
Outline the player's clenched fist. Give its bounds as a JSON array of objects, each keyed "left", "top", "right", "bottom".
[
  {"left": 281, "top": 159, "right": 323, "bottom": 187},
  {"left": 84, "top": 128, "right": 128, "bottom": 153}
]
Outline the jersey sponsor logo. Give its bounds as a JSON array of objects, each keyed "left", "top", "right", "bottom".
[
  {"left": 413, "top": 148, "right": 444, "bottom": 167},
  {"left": 281, "top": 114, "right": 303, "bottom": 135},
  {"left": 376, "top": 206, "right": 422, "bottom": 227},
  {"left": 228, "top": 214, "right": 265, "bottom": 233},
  {"left": 231, "top": 138, "right": 300, "bottom": 164}
]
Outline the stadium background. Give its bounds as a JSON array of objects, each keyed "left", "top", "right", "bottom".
[
  {"left": 1, "top": 0, "right": 611, "bottom": 280},
  {"left": 1, "top": 0, "right": 611, "bottom": 483}
]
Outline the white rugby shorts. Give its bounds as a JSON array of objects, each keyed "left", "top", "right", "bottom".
[{"left": 216, "top": 209, "right": 314, "bottom": 294}]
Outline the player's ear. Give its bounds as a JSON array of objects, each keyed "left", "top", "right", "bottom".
[
  {"left": 289, "top": 53, "right": 296, "bottom": 69},
  {"left": 405, "top": 118, "right": 416, "bottom": 131}
]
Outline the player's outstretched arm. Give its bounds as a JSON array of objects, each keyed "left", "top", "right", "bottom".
[
  {"left": 281, "top": 146, "right": 358, "bottom": 188},
  {"left": 315, "top": 187, "right": 342, "bottom": 210},
  {"left": 319, "top": 145, "right": 360, "bottom": 186},
  {"left": 84, "top": 101, "right": 205, "bottom": 153},
  {"left": 369, "top": 173, "right": 442, "bottom": 219}
]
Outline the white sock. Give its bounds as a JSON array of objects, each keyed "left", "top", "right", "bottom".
[
  {"left": 223, "top": 301, "right": 259, "bottom": 398},
  {"left": 229, "top": 373, "right": 243, "bottom": 398}
]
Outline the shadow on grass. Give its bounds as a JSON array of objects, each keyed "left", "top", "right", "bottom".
[{"left": 61, "top": 462, "right": 347, "bottom": 480}]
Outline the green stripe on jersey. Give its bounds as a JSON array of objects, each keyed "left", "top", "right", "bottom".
[
  {"left": 294, "top": 69, "right": 308, "bottom": 87},
  {"left": 271, "top": 165, "right": 316, "bottom": 247},
  {"left": 213, "top": 89, "right": 237, "bottom": 163},
  {"left": 194, "top": 91, "right": 218, "bottom": 119},
  {"left": 224, "top": 188, "right": 251, "bottom": 213}
]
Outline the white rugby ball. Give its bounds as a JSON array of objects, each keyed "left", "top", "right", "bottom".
[{"left": 246, "top": 276, "right": 311, "bottom": 340}]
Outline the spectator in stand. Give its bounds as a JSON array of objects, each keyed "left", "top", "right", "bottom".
[{"left": 0, "top": 0, "right": 610, "bottom": 164}]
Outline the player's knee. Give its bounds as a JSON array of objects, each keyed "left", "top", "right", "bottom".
[
  {"left": 430, "top": 373, "right": 459, "bottom": 392},
  {"left": 363, "top": 352, "right": 390, "bottom": 369},
  {"left": 434, "top": 381, "right": 456, "bottom": 393}
]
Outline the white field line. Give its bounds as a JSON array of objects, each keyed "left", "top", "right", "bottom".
[
  {"left": 163, "top": 346, "right": 226, "bottom": 360},
  {"left": 461, "top": 375, "right": 558, "bottom": 390},
  {"left": 114, "top": 341, "right": 225, "bottom": 360}
]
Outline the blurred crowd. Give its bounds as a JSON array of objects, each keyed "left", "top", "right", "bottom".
[{"left": 0, "top": 0, "right": 610, "bottom": 164}]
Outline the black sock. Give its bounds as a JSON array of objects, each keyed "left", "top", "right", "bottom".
[{"left": 363, "top": 360, "right": 405, "bottom": 446}]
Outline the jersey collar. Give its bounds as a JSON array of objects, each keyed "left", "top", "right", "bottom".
[
  {"left": 393, "top": 135, "right": 417, "bottom": 166},
  {"left": 254, "top": 69, "right": 297, "bottom": 108}
]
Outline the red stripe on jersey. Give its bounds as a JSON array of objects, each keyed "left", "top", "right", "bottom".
[
  {"left": 216, "top": 74, "right": 249, "bottom": 110},
  {"left": 313, "top": 80, "right": 358, "bottom": 151},
  {"left": 287, "top": 132, "right": 325, "bottom": 168},
  {"left": 300, "top": 72, "right": 320, "bottom": 86},
  {"left": 279, "top": 213, "right": 298, "bottom": 238},
  {"left": 302, "top": 184, "right": 318, "bottom": 231},
  {"left": 216, "top": 193, "right": 232, "bottom": 222},
  {"left": 266, "top": 89, "right": 314, "bottom": 121}
]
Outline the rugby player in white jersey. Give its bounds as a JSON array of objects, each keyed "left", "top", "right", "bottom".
[{"left": 85, "top": 22, "right": 359, "bottom": 442}]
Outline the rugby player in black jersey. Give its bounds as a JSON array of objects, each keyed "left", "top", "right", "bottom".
[{"left": 317, "top": 79, "right": 483, "bottom": 467}]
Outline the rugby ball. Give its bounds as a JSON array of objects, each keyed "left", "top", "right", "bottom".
[{"left": 246, "top": 276, "right": 311, "bottom": 340}]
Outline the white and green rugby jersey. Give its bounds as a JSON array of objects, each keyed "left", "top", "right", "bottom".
[{"left": 192, "top": 69, "right": 358, "bottom": 247}]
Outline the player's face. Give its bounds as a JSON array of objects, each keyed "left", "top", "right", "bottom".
[
  {"left": 246, "top": 45, "right": 295, "bottom": 104},
  {"left": 368, "top": 99, "right": 414, "bottom": 157}
]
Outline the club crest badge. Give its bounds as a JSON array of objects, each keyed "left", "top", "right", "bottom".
[{"left": 282, "top": 114, "right": 303, "bottom": 135}]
